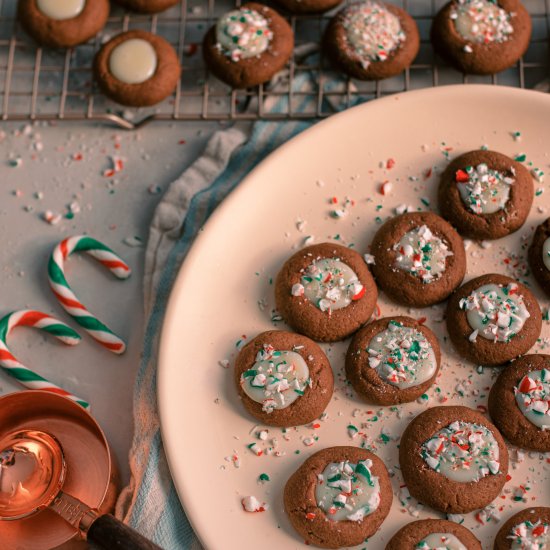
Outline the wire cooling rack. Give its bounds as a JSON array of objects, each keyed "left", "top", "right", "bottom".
[{"left": 0, "top": 0, "right": 549, "bottom": 129}]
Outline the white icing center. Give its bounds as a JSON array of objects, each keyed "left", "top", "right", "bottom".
[
  {"left": 509, "top": 520, "right": 550, "bottom": 550},
  {"left": 393, "top": 225, "right": 453, "bottom": 283},
  {"left": 36, "top": 0, "right": 85, "bottom": 20},
  {"left": 366, "top": 321, "right": 437, "bottom": 389},
  {"left": 342, "top": 1, "right": 405, "bottom": 69},
  {"left": 416, "top": 533, "right": 468, "bottom": 550},
  {"left": 515, "top": 369, "right": 550, "bottom": 430},
  {"left": 315, "top": 459, "right": 380, "bottom": 522},
  {"left": 456, "top": 163, "right": 514, "bottom": 215},
  {"left": 240, "top": 345, "right": 310, "bottom": 413},
  {"left": 216, "top": 8, "right": 272, "bottom": 62},
  {"left": 543, "top": 238, "right": 550, "bottom": 272},
  {"left": 109, "top": 39, "right": 158, "bottom": 85},
  {"left": 460, "top": 283, "right": 530, "bottom": 343},
  {"left": 297, "top": 258, "right": 364, "bottom": 313},
  {"left": 451, "top": 0, "right": 514, "bottom": 44},
  {"left": 421, "top": 421, "right": 500, "bottom": 482}
]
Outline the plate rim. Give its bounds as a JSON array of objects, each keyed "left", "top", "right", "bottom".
[{"left": 157, "top": 84, "right": 550, "bottom": 549}]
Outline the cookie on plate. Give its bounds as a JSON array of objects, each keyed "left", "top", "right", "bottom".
[
  {"left": 203, "top": 3, "right": 293, "bottom": 89},
  {"left": 399, "top": 406, "right": 509, "bottom": 514},
  {"left": 488, "top": 354, "right": 550, "bottom": 452},
  {"left": 446, "top": 274, "right": 541, "bottom": 366},
  {"left": 386, "top": 519, "right": 481, "bottom": 550},
  {"left": 528, "top": 218, "right": 550, "bottom": 297},
  {"left": 284, "top": 446, "right": 392, "bottom": 548},
  {"left": 17, "top": 0, "right": 109, "bottom": 48},
  {"left": 274, "top": 0, "right": 343, "bottom": 14},
  {"left": 94, "top": 30, "right": 181, "bottom": 107},
  {"left": 494, "top": 507, "right": 550, "bottom": 550},
  {"left": 345, "top": 316, "right": 441, "bottom": 405},
  {"left": 323, "top": 0, "right": 419, "bottom": 80},
  {"left": 275, "top": 242, "right": 378, "bottom": 342},
  {"left": 370, "top": 211, "right": 466, "bottom": 308},
  {"left": 234, "top": 330, "right": 333, "bottom": 427},
  {"left": 112, "top": 0, "right": 179, "bottom": 13},
  {"left": 438, "top": 150, "right": 533, "bottom": 240},
  {"left": 431, "top": 0, "right": 532, "bottom": 75}
]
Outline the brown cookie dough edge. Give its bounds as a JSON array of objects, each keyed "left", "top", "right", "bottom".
[
  {"left": 274, "top": 0, "right": 343, "bottom": 15},
  {"left": 386, "top": 519, "right": 482, "bottom": 550},
  {"left": 284, "top": 446, "right": 392, "bottom": 549},
  {"left": 488, "top": 354, "right": 550, "bottom": 452},
  {"left": 234, "top": 330, "right": 334, "bottom": 427},
  {"left": 445, "top": 274, "right": 542, "bottom": 366},
  {"left": 399, "top": 406, "right": 509, "bottom": 514},
  {"left": 93, "top": 30, "right": 181, "bottom": 107},
  {"left": 112, "top": 0, "right": 180, "bottom": 13},
  {"left": 494, "top": 507, "right": 550, "bottom": 550},
  {"left": 18, "top": 0, "right": 110, "bottom": 48},
  {"left": 528, "top": 218, "right": 550, "bottom": 297},
  {"left": 203, "top": 3, "right": 294, "bottom": 89},
  {"left": 345, "top": 316, "right": 441, "bottom": 405},
  {"left": 275, "top": 243, "right": 378, "bottom": 342},
  {"left": 323, "top": 3, "right": 419, "bottom": 80},
  {"left": 438, "top": 150, "right": 534, "bottom": 241}
]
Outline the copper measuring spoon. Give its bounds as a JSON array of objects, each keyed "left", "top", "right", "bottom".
[{"left": 0, "top": 429, "right": 161, "bottom": 550}]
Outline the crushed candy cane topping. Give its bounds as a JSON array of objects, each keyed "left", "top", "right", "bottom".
[
  {"left": 460, "top": 283, "right": 530, "bottom": 343},
  {"left": 416, "top": 533, "right": 467, "bottom": 550},
  {"left": 300, "top": 258, "right": 364, "bottom": 313},
  {"left": 515, "top": 369, "right": 550, "bottom": 430},
  {"left": 342, "top": 1, "right": 405, "bottom": 70},
  {"left": 451, "top": 0, "right": 514, "bottom": 44},
  {"left": 420, "top": 421, "right": 500, "bottom": 483},
  {"left": 241, "top": 495, "right": 268, "bottom": 512},
  {"left": 315, "top": 459, "right": 380, "bottom": 522},
  {"left": 216, "top": 8, "right": 272, "bottom": 62},
  {"left": 508, "top": 520, "right": 550, "bottom": 550},
  {"left": 456, "top": 163, "right": 514, "bottom": 215},
  {"left": 366, "top": 320, "right": 437, "bottom": 389},
  {"left": 393, "top": 225, "right": 453, "bottom": 283},
  {"left": 240, "top": 344, "right": 310, "bottom": 413},
  {"left": 543, "top": 238, "right": 550, "bottom": 272}
]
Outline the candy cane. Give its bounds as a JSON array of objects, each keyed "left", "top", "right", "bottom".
[
  {"left": 0, "top": 310, "right": 89, "bottom": 409},
  {"left": 48, "top": 236, "right": 131, "bottom": 355}
]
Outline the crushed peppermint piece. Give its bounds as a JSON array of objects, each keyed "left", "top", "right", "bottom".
[
  {"left": 515, "top": 369, "right": 550, "bottom": 430},
  {"left": 508, "top": 520, "right": 549, "bottom": 549},
  {"left": 451, "top": 0, "right": 514, "bottom": 44},
  {"left": 241, "top": 496, "right": 268, "bottom": 512}
]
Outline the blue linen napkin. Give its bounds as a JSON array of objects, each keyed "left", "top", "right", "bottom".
[{"left": 115, "top": 67, "right": 352, "bottom": 548}]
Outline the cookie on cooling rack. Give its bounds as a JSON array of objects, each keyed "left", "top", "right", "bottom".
[
  {"left": 284, "top": 446, "right": 392, "bottom": 548},
  {"left": 275, "top": 242, "right": 378, "bottom": 342},
  {"left": 17, "top": 0, "right": 109, "bottom": 48},
  {"left": 494, "top": 507, "right": 550, "bottom": 550},
  {"left": 431, "top": 0, "right": 532, "bottom": 75},
  {"left": 323, "top": 0, "right": 419, "bottom": 80},
  {"left": 234, "top": 330, "right": 334, "bottom": 427},
  {"left": 203, "top": 3, "right": 294, "bottom": 89},
  {"left": 370, "top": 211, "right": 466, "bottom": 308},
  {"left": 112, "top": 0, "right": 180, "bottom": 13},
  {"left": 488, "top": 354, "right": 550, "bottom": 452},
  {"left": 528, "top": 218, "right": 550, "bottom": 297},
  {"left": 438, "top": 150, "right": 533, "bottom": 240},
  {"left": 399, "top": 406, "right": 509, "bottom": 514},
  {"left": 345, "top": 316, "right": 441, "bottom": 405},
  {"left": 386, "top": 519, "right": 482, "bottom": 550},
  {"left": 93, "top": 30, "right": 181, "bottom": 107},
  {"left": 445, "top": 273, "right": 541, "bottom": 366}
]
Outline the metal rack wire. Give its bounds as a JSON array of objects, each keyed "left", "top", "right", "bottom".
[{"left": 0, "top": 0, "right": 549, "bottom": 129}]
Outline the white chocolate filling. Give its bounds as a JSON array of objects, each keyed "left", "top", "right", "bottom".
[
  {"left": 36, "top": 0, "right": 85, "bottom": 20},
  {"left": 451, "top": 0, "right": 514, "bottom": 44},
  {"left": 315, "top": 459, "right": 380, "bottom": 522},
  {"left": 109, "top": 38, "right": 158, "bottom": 85},
  {"left": 543, "top": 237, "right": 550, "bottom": 271},
  {"left": 509, "top": 520, "right": 550, "bottom": 550},
  {"left": 515, "top": 369, "right": 550, "bottom": 430},
  {"left": 416, "top": 533, "right": 468, "bottom": 550}
]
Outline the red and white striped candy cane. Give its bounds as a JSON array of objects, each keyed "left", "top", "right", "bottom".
[
  {"left": 48, "top": 235, "right": 131, "bottom": 355},
  {"left": 0, "top": 310, "right": 89, "bottom": 409}
]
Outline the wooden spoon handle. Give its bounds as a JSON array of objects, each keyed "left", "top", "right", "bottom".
[{"left": 87, "top": 514, "right": 163, "bottom": 550}]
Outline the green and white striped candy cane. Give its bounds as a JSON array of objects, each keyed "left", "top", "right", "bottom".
[
  {"left": 48, "top": 236, "right": 131, "bottom": 355},
  {"left": 0, "top": 310, "right": 89, "bottom": 409}
]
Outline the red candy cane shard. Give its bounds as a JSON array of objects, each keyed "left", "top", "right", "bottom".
[
  {"left": 0, "top": 310, "right": 89, "bottom": 409},
  {"left": 48, "top": 236, "right": 131, "bottom": 355}
]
